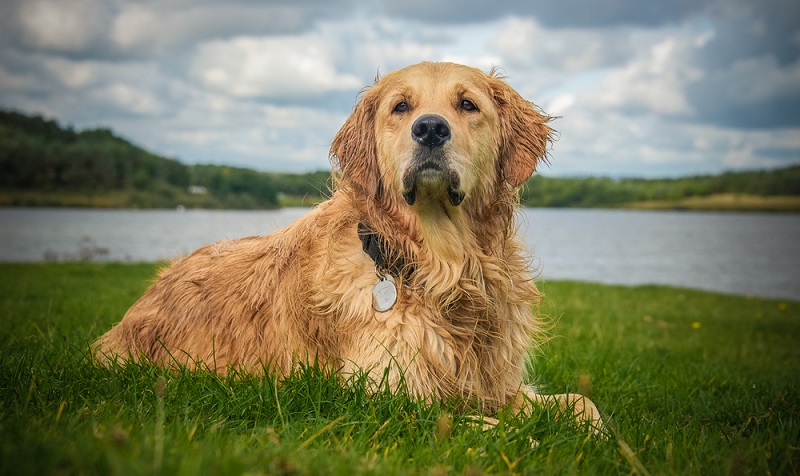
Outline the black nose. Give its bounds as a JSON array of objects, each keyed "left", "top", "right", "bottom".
[{"left": 411, "top": 114, "right": 451, "bottom": 148}]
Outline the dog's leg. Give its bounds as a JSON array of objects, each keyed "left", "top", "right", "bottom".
[
  {"left": 465, "top": 415, "right": 500, "bottom": 431},
  {"left": 514, "top": 387, "right": 604, "bottom": 434},
  {"left": 466, "top": 389, "right": 603, "bottom": 433}
]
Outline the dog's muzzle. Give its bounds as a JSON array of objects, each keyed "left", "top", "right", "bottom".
[
  {"left": 401, "top": 158, "right": 464, "bottom": 207},
  {"left": 402, "top": 114, "right": 465, "bottom": 207}
]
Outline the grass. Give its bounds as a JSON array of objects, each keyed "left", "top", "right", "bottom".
[
  {"left": 0, "top": 263, "right": 798, "bottom": 475},
  {"left": 623, "top": 193, "right": 800, "bottom": 212}
]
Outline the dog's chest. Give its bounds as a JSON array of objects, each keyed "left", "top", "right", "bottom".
[{"left": 341, "top": 291, "right": 489, "bottom": 394}]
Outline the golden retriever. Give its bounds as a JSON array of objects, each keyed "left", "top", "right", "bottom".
[{"left": 95, "top": 62, "right": 601, "bottom": 427}]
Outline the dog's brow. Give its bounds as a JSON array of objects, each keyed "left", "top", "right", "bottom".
[
  {"left": 387, "top": 91, "right": 409, "bottom": 102},
  {"left": 382, "top": 89, "right": 416, "bottom": 112}
]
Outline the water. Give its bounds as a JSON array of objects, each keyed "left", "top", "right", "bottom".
[
  {"left": 1, "top": 207, "right": 798, "bottom": 301},
  {"left": 519, "top": 209, "right": 800, "bottom": 301},
  {"left": 0, "top": 208, "right": 309, "bottom": 263}
]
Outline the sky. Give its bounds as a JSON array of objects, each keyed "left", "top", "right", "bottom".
[{"left": 1, "top": 0, "right": 798, "bottom": 178}]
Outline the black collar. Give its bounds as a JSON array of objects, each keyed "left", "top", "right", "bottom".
[{"left": 358, "top": 222, "right": 411, "bottom": 278}]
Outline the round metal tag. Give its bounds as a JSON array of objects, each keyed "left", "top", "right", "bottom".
[{"left": 372, "top": 274, "right": 397, "bottom": 312}]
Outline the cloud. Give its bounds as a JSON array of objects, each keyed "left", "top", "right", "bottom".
[
  {"left": 587, "top": 35, "right": 703, "bottom": 116},
  {"left": 15, "top": 0, "right": 113, "bottom": 54},
  {"left": 154, "top": 101, "right": 347, "bottom": 171},
  {"left": 90, "top": 83, "right": 165, "bottom": 117},
  {"left": 546, "top": 108, "right": 800, "bottom": 177},
  {"left": 696, "top": 0, "right": 800, "bottom": 68},
  {"left": 546, "top": 94, "right": 576, "bottom": 116},
  {"left": 109, "top": 2, "right": 348, "bottom": 57},
  {"left": 380, "top": 0, "right": 709, "bottom": 28},
  {"left": 666, "top": 0, "right": 800, "bottom": 129},
  {"left": 192, "top": 36, "right": 362, "bottom": 99},
  {"left": 317, "top": 17, "right": 445, "bottom": 79},
  {"left": 686, "top": 53, "right": 800, "bottom": 129},
  {"left": 490, "top": 17, "right": 641, "bottom": 74},
  {"left": 41, "top": 58, "right": 99, "bottom": 89},
  {"left": 2, "top": 0, "right": 359, "bottom": 59}
]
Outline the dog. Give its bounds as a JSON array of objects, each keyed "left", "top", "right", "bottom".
[{"left": 95, "top": 62, "right": 601, "bottom": 427}]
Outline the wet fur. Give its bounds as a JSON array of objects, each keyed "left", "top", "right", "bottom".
[{"left": 95, "top": 62, "right": 601, "bottom": 422}]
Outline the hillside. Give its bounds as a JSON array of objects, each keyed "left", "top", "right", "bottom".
[
  {"left": 521, "top": 168, "right": 800, "bottom": 211},
  {"left": 0, "top": 111, "right": 328, "bottom": 209},
  {"left": 1, "top": 110, "right": 799, "bottom": 211}
]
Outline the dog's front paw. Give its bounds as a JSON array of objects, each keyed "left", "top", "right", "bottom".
[
  {"left": 515, "top": 389, "right": 605, "bottom": 435},
  {"left": 565, "top": 394, "right": 604, "bottom": 435}
]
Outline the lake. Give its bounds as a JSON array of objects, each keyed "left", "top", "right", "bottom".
[{"left": 1, "top": 207, "right": 798, "bottom": 301}]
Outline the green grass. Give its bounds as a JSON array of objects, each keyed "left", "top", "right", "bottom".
[
  {"left": 1, "top": 263, "right": 798, "bottom": 475},
  {"left": 622, "top": 193, "right": 800, "bottom": 212}
]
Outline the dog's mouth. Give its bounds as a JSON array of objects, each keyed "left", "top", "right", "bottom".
[{"left": 401, "top": 153, "right": 464, "bottom": 207}]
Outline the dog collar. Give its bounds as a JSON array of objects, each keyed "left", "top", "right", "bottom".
[
  {"left": 359, "top": 222, "right": 409, "bottom": 312},
  {"left": 357, "top": 222, "right": 410, "bottom": 278}
]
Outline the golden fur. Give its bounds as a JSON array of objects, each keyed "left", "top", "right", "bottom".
[{"left": 95, "top": 62, "right": 601, "bottom": 425}]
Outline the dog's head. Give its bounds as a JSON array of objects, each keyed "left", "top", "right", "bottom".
[{"left": 331, "top": 62, "right": 552, "bottom": 212}]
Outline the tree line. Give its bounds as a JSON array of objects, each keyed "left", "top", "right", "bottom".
[
  {"left": 1, "top": 110, "right": 798, "bottom": 209},
  {"left": 520, "top": 167, "right": 800, "bottom": 208},
  {"left": 0, "top": 111, "right": 328, "bottom": 208}
]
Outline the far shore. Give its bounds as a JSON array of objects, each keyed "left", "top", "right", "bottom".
[
  {"left": 2, "top": 190, "right": 800, "bottom": 213},
  {"left": 621, "top": 193, "right": 800, "bottom": 213}
]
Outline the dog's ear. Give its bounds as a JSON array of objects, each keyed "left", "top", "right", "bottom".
[
  {"left": 330, "top": 89, "right": 381, "bottom": 199},
  {"left": 491, "top": 77, "right": 554, "bottom": 187}
]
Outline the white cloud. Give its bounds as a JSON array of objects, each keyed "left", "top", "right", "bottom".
[
  {"left": 313, "top": 18, "right": 442, "bottom": 78},
  {"left": 131, "top": 88, "right": 347, "bottom": 171},
  {"left": 490, "top": 17, "right": 636, "bottom": 73},
  {"left": 547, "top": 94, "right": 576, "bottom": 116},
  {"left": 588, "top": 35, "right": 703, "bottom": 116},
  {"left": 192, "top": 36, "right": 362, "bottom": 99},
  {"left": 107, "top": 2, "right": 340, "bottom": 57},
  {"left": 91, "top": 83, "right": 165, "bottom": 117},
  {"left": 111, "top": 4, "right": 160, "bottom": 51},
  {"left": 356, "top": 40, "right": 437, "bottom": 74},
  {"left": 545, "top": 102, "right": 800, "bottom": 177}
]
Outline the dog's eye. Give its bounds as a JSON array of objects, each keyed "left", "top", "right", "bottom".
[
  {"left": 393, "top": 101, "right": 409, "bottom": 114},
  {"left": 460, "top": 99, "right": 479, "bottom": 112}
]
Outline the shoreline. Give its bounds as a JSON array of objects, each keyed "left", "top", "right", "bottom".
[{"left": 3, "top": 190, "right": 799, "bottom": 213}]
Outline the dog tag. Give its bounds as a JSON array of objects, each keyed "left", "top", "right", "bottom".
[{"left": 372, "top": 274, "right": 397, "bottom": 312}]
